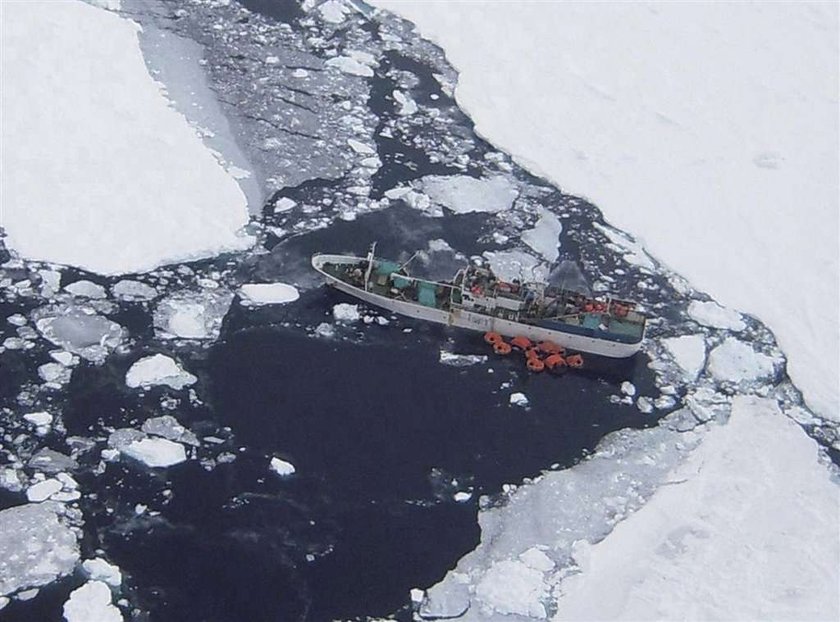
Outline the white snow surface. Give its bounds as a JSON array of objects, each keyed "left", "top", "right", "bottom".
[
  {"left": 269, "top": 457, "right": 296, "bottom": 477},
  {"left": 63, "top": 580, "right": 122, "bottom": 622},
  {"left": 421, "top": 175, "right": 518, "bottom": 215},
  {"left": 475, "top": 560, "right": 548, "bottom": 619},
  {"left": 662, "top": 334, "right": 707, "bottom": 381},
  {"left": 238, "top": 283, "right": 300, "bottom": 306},
  {"left": 121, "top": 438, "right": 187, "bottom": 468},
  {"left": 1, "top": 1, "right": 252, "bottom": 275},
  {"left": 707, "top": 337, "right": 776, "bottom": 384},
  {"left": 0, "top": 502, "right": 79, "bottom": 598},
  {"left": 521, "top": 209, "right": 562, "bottom": 263},
  {"left": 687, "top": 300, "right": 746, "bottom": 332},
  {"left": 82, "top": 559, "right": 122, "bottom": 588},
  {"left": 374, "top": 0, "right": 838, "bottom": 420},
  {"left": 554, "top": 397, "right": 839, "bottom": 621},
  {"left": 125, "top": 354, "right": 197, "bottom": 390}
]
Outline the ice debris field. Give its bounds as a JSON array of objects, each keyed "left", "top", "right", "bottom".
[{"left": 0, "top": 0, "right": 837, "bottom": 621}]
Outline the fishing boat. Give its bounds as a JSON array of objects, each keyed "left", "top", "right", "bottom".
[{"left": 311, "top": 245, "right": 646, "bottom": 358}]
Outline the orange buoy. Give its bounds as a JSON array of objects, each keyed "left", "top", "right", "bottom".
[
  {"left": 484, "top": 331, "right": 503, "bottom": 345},
  {"left": 544, "top": 353, "right": 566, "bottom": 370},
  {"left": 566, "top": 353, "right": 584, "bottom": 368},
  {"left": 510, "top": 335, "right": 532, "bottom": 351},
  {"left": 537, "top": 340, "right": 563, "bottom": 354},
  {"left": 493, "top": 341, "right": 512, "bottom": 355},
  {"left": 526, "top": 358, "right": 545, "bottom": 373}
]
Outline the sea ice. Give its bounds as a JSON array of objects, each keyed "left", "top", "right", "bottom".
[
  {"left": 1, "top": 1, "right": 251, "bottom": 274},
  {"left": 393, "top": 89, "right": 418, "bottom": 115},
  {"left": 707, "top": 337, "right": 776, "bottom": 383},
  {"left": 121, "top": 438, "right": 187, "bottom": 468},
  {"left": 509, "top": 393, "right": 529, "bottom": 407},
  {"left": 483, "top": 250, "right": 546, "bottom": 283},
  {"left": 521, "top": 209, "right": 562, "bottom": 263},
  {"left": 0, "top": 502, "right": 79, "bottom": 598},
  {"left": 238, "top": 283, "right": 300, "bottom": 306},
  {"left": 23, "top": 411, "right": 53, "bottom": 427},
  {"left": 662, "top": 334, "right": 707, "bottom": 380},
  {"left": 333, "top": 303, "right": 361, "bottom": 322},
  {"left": 33, "top": 305, "right": 124, "bottom": 364},
  {"left": 26, "top": 479, "right": 63, "bottom": 503},
  {"left": 326, "top": 55, "right": 374, "bottom": 77},
  {"left": 141, "top": 415, "right": 199, "bottom": 446},
  {"left": 474, "top": 560, "right": 548, "bottom": 618},
  {"left": 687, "top": 300, "right": 746, "bottom": 331},
  {"left": 125, "top": 354, "right": 197, "bottom": 390},
  {"left": 111, "top": 280, "right": 158, "bottom": 302},
  {"left": 154, "top": 290, "right": 233, "bottom": 340},
  {"left": 319, "top": 0, "right": 349, "bottom": 23},
  {"left": 64, "top": 280, "right": 107, "bottom": 299},
  {"left": 421, "top": 175, "right": 518, "bottom": 214},
  {"left": 63, "top": 580, "right": 122, "bottom": 622},
  {"left": 269, "top": 457, "right": 296, "bottom": 477},
  {"left": 82, "top": 559, "right": 122, "bottom": 588},
  {"left": 439, "top": 351, "right": 488, "bottom": 367}
]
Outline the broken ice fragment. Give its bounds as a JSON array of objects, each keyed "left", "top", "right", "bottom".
[{"left": 126, "top": 354, "right": 197, "bottom": 390}]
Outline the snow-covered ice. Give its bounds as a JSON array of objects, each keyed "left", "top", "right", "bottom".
[
  {"left": 553, "top": 397, "right": 839, "bottom": 621},
  {"left": 141, "top": 415, "right": 199, "bottom": 447},
  {"left": 509, "top": 393, "right": 529, "bottom": 408},
  {"left": 63, "top": 580, "right": 122, "bottom": 622},
  {"left": 662, "top": 334, "right": 707, "bottom": 380},
  {"left": 154, "top": 290, "right": 233, "bottom": 340},
  {"left": 326, "top": 55, "right": 374, "bottom": 77},
  {"left": 0, "top": 502, "right": 79, "bottom": 598},
  {"left": 26, "top": 479, "right": 63, "bottom": 503},
  {"left": 475, "top": 560, "right": 548, "bottom": 618},
  {"left": 373, "top": 0, "right": 839, "bottom": 419},
  {"left": 439, "top": 351, "right": 488, "bottom": 367},
  {"left": 483, "top": 250, "right": 546, "bottom": 283},
  {"left": 269, "top": 457, "right": 296, "bottom": 477},
  {"left": 125, "top": 354, "right": 197, "bottom": 390},
  {"left": 1, "top": 1, "right": 252, "bottom": 275},
  {"left": 33, "top": 305, "right": 124, "bottom": 364},
  {"left": 238, "top": 283, "right": 300, "bottom": 306},
  {"left": 707, "top": 337, "right": 776, "bottom": 384},
  {"left": 111, "top": 280, "right": 158, "bottom": 302},
  {"left": 687, "top": 300, "right": 746, "bottom": 332},
  {"left": 23, "top": 411, "right": 53, "bottom": 427},
  {"left": 421, "top": 175, "right": 518, "bottom": 215},
  {"left": 121, "top": 438, "right": 187, "bottom": 468},
  {"left": 64, "top": 280, "right": 107, "bottom": 299},
  {"left": 521, "top": 209, "right": 562, "bottom": 264},
  {"left": 82, "top": 559, "right": 122, "bottom": 588},
  {"left": 333, "top": 303, "right": 361, "bottom": 322}
]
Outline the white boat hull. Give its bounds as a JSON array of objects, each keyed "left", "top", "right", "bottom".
[{"left": 312, "top": 254, "right": 642, "bottom": 358}]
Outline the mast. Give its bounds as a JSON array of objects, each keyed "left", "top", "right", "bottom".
[{"left": 364, "top": 242, "right": 376, "bottom": 292}]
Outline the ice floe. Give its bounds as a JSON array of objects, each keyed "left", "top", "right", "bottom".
[
  {"left": 238, "top": 283, "right": 300, "bottom": 306},
  {"left": 63, "top": 580, "right": 122, "bottom": 622},
  {"left": 326, "top": 55, "right": 374, "bottom": 77},
  {"left": 26, "top": 479, "right": 63, "bottom": 503},
  {"left": 269, "top": 457, "right": 296, "bottom": 477},
  {"left": 111, "top": 280, "right": 158, "bottom": 302},
  {"left": 1, "top": 1, "right": 251, "bottom": 274},
  {"left": 121, "top": 438, "right": 187, "bottom": 468},
  {"left": 474, "top": 560, "right": 548, "bottom": 618},
  {"left": 439, "top": 351, "right": 488, "bottom": 367},
  {"left": 64, "top": 280, "right": 107, "bottom": 299},
  {"left": 420, "top": 175, "right": 518, "bottom": 215},
  {"left": 33, "top": 304, "right": 124, "bottom": 363},
  {"left": 521, "top": 209, "right": 562, "bottom": 263},
  {"left": 0, "top": 502, "right": 79, "bottom": 598},
  {"left": 509, "top": 393, "right": 529, "bottom": 408},
  {"left": 707, "top": 337, "right": 776, "bottom": 383},
  {"left": 141, "top": 415, "right": 199, "bottom": 447},
  {"left": 126, "top": 354, "right": 197, "bottom": 390},
  {"left": 154, "top": 290, "right": 233, "bottom": 340},
  {"left": 82, "top": 558, "right": 122, "bottom": 588},
  {"left": 662, "top": 334, "right": 707, "bottom": 380},
  {"left": 687, "top": 300, "right": 746, "bottom": 331},
  {"left": 483, "top": 249, "right": 547, "bottom": 283},
  {"left": 333, "top": 303, "right": 361, "bottom": 322}
]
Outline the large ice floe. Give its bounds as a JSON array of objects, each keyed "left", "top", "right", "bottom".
[
  {"left": 238, "top": 283, "right": 300, "bottom": 306},
  {"left": 0, "top": 502, "right": 79, "bottom": 599},
  {"left": 32, "top": 304, "right": 125, "bottom": 364},
  {"left": 0, "top": 0, "right": 253, "bottom": 274},
  {"left": 62, "top": 580, "right": 123, "bottom": 622}
]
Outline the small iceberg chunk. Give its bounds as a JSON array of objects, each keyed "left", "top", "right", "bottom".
[
  {"left": 510, "top": 392, "right": 529, "bottom": 408},
  {"left": 112, "top": 279, "right": 158, "bottom": 302},
  {"left": 238, "top": 283, "right": 299, "bottom": 306},
  {"left": 154, "top": 290, "right": 233, "bottom": 340},
  {"left": 333, "top": 303, "right": 360, "bottom": 322},
  {"left": 662, "top": 334, "right": 707, "bottom": 380},
  {"left": 269, "top": 457, "right": 296, "bottom": 477},
  {"left": 81, "top": 559, "right": 122, "bottom": 588},
  {"left": 126, "top": 354, "right": 197, "bottom": 390},
  {"left": 64, "top": 280, "right": 107, "bottom": 299},
  {"left": 121, "top": 438, "right": 187, "bottom": 468},
  {"left": 62, "top": 580, "right": 122, "bottom": 622}
]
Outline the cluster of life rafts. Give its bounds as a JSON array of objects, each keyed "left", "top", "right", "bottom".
[
  {"left": 584, "top": 300, "right": 629, "bottom": 317},
  {"left": 483, "top": 332, "right": 584, "bottom": 373}
]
